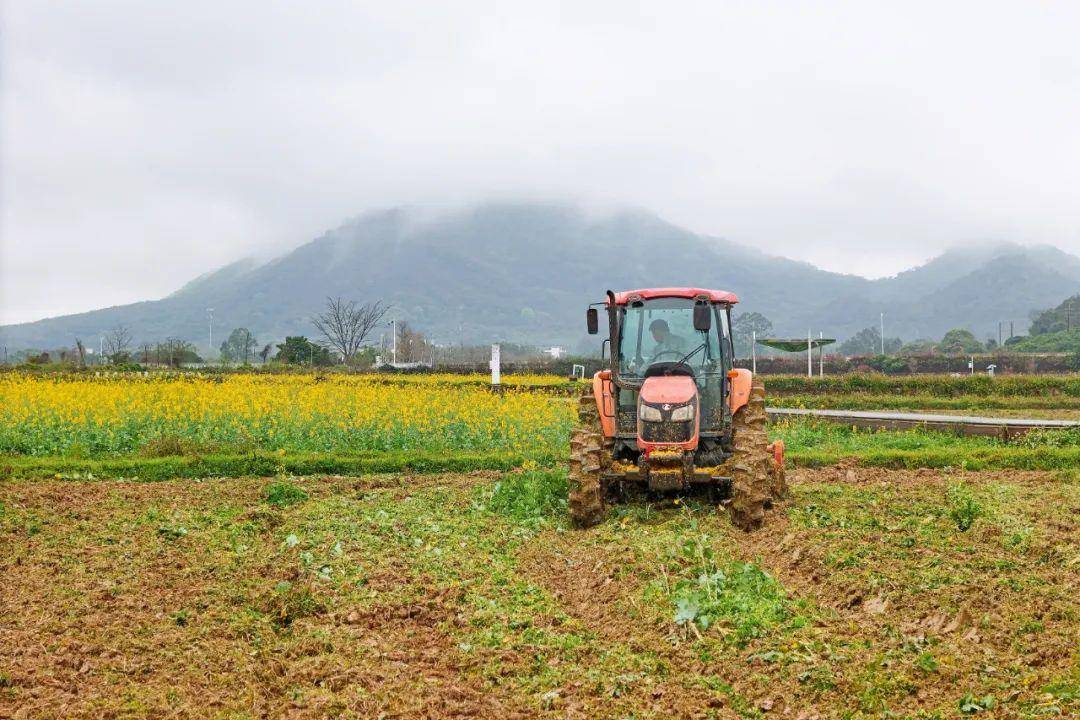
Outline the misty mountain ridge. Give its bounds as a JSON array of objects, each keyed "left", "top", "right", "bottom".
[{"left": 3, "top": 202, "right": 1079, "bottom": 354}]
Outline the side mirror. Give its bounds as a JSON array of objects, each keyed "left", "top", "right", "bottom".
[
  {"left": 693, "top": 303, "right": 712, "bottom": 332},
  {"left": 586, "top": 308, "right": 599, "bottom": 335}
]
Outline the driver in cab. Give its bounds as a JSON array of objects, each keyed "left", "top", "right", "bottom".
[{"left": 648, "top": 319, "right": 688, "bottom": 362}]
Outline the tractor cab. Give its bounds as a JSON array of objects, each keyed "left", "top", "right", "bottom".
[{"left": 587, "top": 288, "right": 743, "bottom": 461}]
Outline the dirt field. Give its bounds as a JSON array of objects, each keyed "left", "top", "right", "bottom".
[{"left": 1, "top": 467, "right": 1077, "bottom": 719}]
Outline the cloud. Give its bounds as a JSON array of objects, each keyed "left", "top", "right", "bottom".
[{"left": 3, "top": 1, "right": 1080, "bottom": 323}]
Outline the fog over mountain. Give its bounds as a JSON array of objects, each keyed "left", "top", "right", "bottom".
[
  {"left": 5, "top": 3, "right": 1080, "bottom": 328},
  {"left": 3, "top": 203, "right": 1078, "bottom": 354}
]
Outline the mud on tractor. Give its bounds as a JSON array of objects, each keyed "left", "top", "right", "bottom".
[{"left": 570, "top": 288, "right": 786, "bottom": 530}]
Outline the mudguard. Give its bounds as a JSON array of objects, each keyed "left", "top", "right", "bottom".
[
  {"left": 592, "top": 370, "right": 616, "bottom": 438},
  {"left": 727, "top": 369, "right": 752, "bottom": 413}
]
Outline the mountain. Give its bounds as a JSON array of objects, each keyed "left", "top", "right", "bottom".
[{"left": 3, "top": 203, "right": 1079, "bottom": 353}]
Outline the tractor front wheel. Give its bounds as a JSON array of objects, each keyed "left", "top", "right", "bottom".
[{"left": 568, "top": 390, "right": 610, "bottom": 527}]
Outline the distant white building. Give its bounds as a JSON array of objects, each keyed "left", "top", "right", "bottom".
[{"left": 544, "top": 346, "right": 565, "bottom": 359}]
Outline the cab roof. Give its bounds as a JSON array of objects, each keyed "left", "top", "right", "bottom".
[{"left": 609, "top": 287, "right": 739, "bottom": 305}]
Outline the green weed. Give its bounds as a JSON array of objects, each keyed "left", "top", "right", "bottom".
[
  {"left": 672, "top": 533, "right": 789, "bottom": 645},
  {"left": 262, "top": 481, "right": 309, "bottom": 507},
  {"left": 958, "top": 692, "right": 995, "bottom": 713},
  {"left": 946, "top": 483, "right": 983, "bottom": 531},
  {"left": 262, "top": 580, "right": 325, "bottom": 629},
  {"left": 156, "top": 524, "right": 188, "bottom": 540},
  {"left": 478, "top": 470, "right": 567, "bottom": 523},
  {"left": 915, "top": 651, "right": 938, "bottom": 673}
]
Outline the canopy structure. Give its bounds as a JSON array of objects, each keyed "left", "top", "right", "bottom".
[
  {"left": 756, "top": 337, "right": 836, "bottom": 377},
  {"left": 757, "top": 338, "right": 835, "bottom": 352}
]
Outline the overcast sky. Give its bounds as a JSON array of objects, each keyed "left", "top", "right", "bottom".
[{"left": 3, "top": 1, "right": 1080, "bottom": 324}]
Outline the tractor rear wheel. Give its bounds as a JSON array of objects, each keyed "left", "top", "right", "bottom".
[
  {"left": 568, "top": 389, "right": 611, "bottom": 527},
  {"left": 725, "top": 381, "right": 786, "bottom": 531}
]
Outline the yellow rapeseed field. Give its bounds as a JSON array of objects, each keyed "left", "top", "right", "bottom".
[{"left": 0, "top": 373, "right": 573, "bottom": 457}]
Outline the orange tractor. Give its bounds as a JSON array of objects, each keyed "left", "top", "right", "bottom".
[{"left": 571, "top": 288, "right": 785, "bottom": 530}]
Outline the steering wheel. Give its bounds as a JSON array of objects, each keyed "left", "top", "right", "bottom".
[{"left": 650, "top": 349, "right": 687, "bottom": 363}]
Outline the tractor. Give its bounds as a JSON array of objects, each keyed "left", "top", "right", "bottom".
[{"left": 570, "top": 288, "right": 786, "bottom": 530}]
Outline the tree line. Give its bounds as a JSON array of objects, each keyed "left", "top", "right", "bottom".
[{"left": 10, "top": 296, "right": 435, "bottom": 369}]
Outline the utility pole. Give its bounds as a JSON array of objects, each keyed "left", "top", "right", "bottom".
[
  {"left": 819, "top": 331, "right": 824, "bottom": 377},
  {"left": 998, "top": 321, "right": 1002, "bottom": 348},
  {"left": 751, "top": 330, "right": 757, "bottom": 374},
  {"left": 387, "top": 319, "right": 398, "bottom": 365},
  {"left": 807, "top": 329, "right": 812, "bottom": 378},
  {"left": 207, "top": 308, "right": 214, "bottom": 359},
  {"left": 879, "top": 312, "right": 885, "bottom": 355}
]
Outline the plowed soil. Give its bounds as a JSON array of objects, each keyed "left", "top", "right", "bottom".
[{"left": 1, "top": 467, "right": 1076, "bottom": 718}]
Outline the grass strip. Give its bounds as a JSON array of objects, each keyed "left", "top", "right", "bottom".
[
  {"left": 771, "top": 393, "right": 1080, "bottom": 412},
  {"left": 788, "top": 445, "right": 1080, "bottom": 470},
  {"left": 0, "top": 450, "right": 558, "bottom": 481}
]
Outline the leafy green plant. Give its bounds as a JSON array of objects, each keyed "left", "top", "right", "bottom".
[
  {"left": 671, "top": 533, "right": 789, "bottom": 644},
  {"left": 479, "top": 470, "right": 567, "bottom": 523},
  {"left": 915, "top": 651, "right": 938, "bottom": 673},
  {"left": 946, "top": 483, "right": 983, "bottom": 531},
  {"left": 958, "top": 693, "right": 995, "bottom": 713},
  {"left": 262, "top": 481, "right": 309, "bottom": 507}
]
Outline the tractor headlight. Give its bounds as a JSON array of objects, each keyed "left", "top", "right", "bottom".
[
  {"left": 670, "top": 404, "right": 695, "bottom": 422},
  {"left": 639, "top": 404, "right": 663, "bottom": 422}
]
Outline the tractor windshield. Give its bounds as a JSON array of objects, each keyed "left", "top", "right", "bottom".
[{"left": 618, "top": 297, "right": 726, "bottom": 378}]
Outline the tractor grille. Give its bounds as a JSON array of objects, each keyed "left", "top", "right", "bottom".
[{"left": 640, "top": 420, "right": 693, "bottom": 443}]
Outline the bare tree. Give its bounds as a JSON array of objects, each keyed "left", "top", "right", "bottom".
[
  {"left": 157, "top": 338, "right": 198, "bottom": 368},
  {"left": 74, "top": 338, "right": 87, "bottom": 368},
  {"left": 312, "top": 297, "right": 388, "bottom": 361},
  {"left": 258, "top": 343, "right": 273, "bottom": 364},
  {"left": 395, "top": 321, "right": 430, "bottom": 363},
  {"left": 103, "top": 324, "right": 133, "bottom": 364}
]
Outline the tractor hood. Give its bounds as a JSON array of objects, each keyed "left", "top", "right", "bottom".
[{"left": 639, "top": 375, "right": 697, "bottom": 406}]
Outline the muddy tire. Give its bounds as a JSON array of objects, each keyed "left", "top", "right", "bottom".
[
  {"left": 725, "top": 381, "right": 784, "bottom": 531},
  {"left": 568, "top": 388, "right": 611, "bottom": 528}
]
